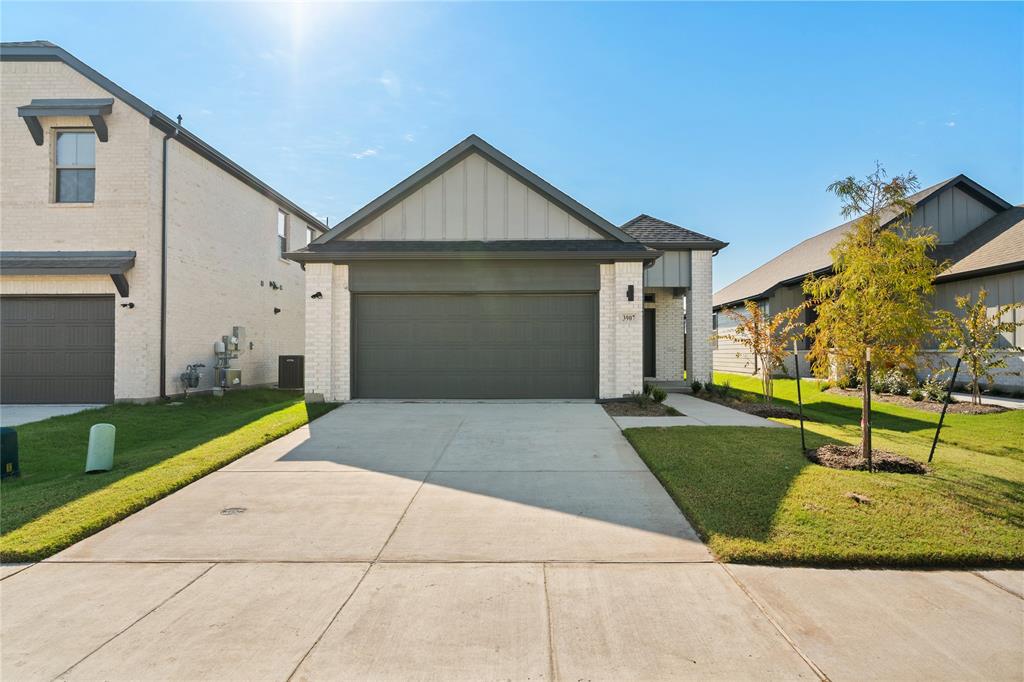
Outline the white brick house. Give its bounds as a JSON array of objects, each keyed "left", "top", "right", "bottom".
[
  {"left": 289, "top": 135, "right": 725, "bottom": 401},
  {"left": 0, "top": 41, "right": 324, "bottom": 403}
]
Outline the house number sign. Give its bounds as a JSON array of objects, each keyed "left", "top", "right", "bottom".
[{"left": 622, "top": 313, "right": 637, "bottom": 322}]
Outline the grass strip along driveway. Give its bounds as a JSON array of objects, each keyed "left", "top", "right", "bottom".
[
  {"left": 625, "top": 373, "right": 1023, "bottom": 567},
  {"left": 1, "top": 390, "right": 337, "bottom": 562}
]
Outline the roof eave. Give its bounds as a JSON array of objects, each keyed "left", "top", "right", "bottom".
[
  {"left": 287, "top": 249, "right": 661, "bottom": 263},
  {"left": 642, "top": 240, "right": 729, "bottom": 252}
]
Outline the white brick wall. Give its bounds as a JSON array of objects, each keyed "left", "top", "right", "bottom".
[
  {"left": 0, "top": 60, "right": 313, "bottom": 400},
  {"left": 163, "top": 138, "right": 308, "bottom": 395},
  {"left": 686, "top": 250, "right": 714, "bottom": 384},
  {"left": 598, "top": 261, "right": 644, "bottom": 398},
  {"left": 303, "top": 263, "right": 349, "bottom": 402},
  {"left": 1, "top": 61, "right": 160, "bottom": 400},
  {"left": 651, "top": 287, "right": 685, "bottom": 380}
]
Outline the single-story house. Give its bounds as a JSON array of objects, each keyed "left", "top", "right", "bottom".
[
  {"left": 0, "top": 41, "right": 325, "bottom": 403},
  {"left": 713, "top": 175, "right": 1023, "bottom": 390},
  {"left": 288, "top": 135, "right": 726, "bottom": 401}
]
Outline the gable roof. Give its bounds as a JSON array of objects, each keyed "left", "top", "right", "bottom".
[
  {"left": 620, "top": 214, "right": 728, "bottom": 251},
  {"left": 314, "top": 134, "right": 637, "bottom": 244},
  {"left": 713, "top": 175, "right": 1014, "bottom": 308},
  {"left": 1, "top": 41, "right": 324, "bottom": 232}
]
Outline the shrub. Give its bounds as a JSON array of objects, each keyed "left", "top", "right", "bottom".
[
  {"left": 920, "top": 374, "right": 948, "bottom": 402},
  {"left": 628, "top": 391, "right": 651, "bottom": 407},
  {"left": 642, "top": 382, "right": 654, "bottom": 397},
  {"left": 910, "top": 389, "right": 924, "bottom": 401},
  {"left": 690, "top": 380, "right": 702, "bottom": 394},
  {"left": 650, "top": 386, "right": 668, "bottom": 403},
  {"left": 819, "top": 380, "right": 832, "bottom": 391},
  {"left": 881, "top": 368, "right": 913, "bottom": 396}
]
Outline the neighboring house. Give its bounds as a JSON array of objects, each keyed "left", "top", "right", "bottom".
[
  {"left": 713, "top": 175, "right": 1024, "bottom": 390},
  {"left": 287, "top": 135, "right": 726, "bottom": 401},
  {"left": 0, "top": 41, "right": 325, "bottom": 403}
]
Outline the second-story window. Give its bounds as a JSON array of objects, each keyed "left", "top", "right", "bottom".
[
  {"left": 277, "top": 210, "right": 288, "bottom": 256},
  {"left": 55, "top": 131, "right": 96, "bottom": 203},
  {"left": 306, "top": 226, "right": 316, "bottom": 246}
]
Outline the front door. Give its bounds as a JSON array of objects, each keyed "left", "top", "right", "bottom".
[{"left": 642, "top": 308, "right": 655, "bottom": 378}]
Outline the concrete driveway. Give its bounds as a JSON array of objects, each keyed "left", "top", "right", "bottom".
[
  {"left": 2, "top": 403, "right": 1021, "bottom": 681},
  {"left": 0, "top": 404, "right": 104, "bottom": 427}
]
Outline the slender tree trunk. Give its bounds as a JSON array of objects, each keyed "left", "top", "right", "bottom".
[{"left": 863, "top": 349, "right": 873, "bottom": 472}]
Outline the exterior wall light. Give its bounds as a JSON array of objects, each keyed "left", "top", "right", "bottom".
[{"left": 626, "top": 285, "right": 635, "bottom": 302}]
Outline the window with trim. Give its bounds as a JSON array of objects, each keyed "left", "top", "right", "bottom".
[
  {"left": 55, "top": 131, "right": 96, "bottom": 203},
  {"left": 277, "top": 210, "right": 288, "bottom": 256},
  {"left": 306, "top": 226, "right": 316, "bottom": 246}
]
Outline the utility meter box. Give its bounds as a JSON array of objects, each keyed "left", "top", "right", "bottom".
[{"left": 217, "top": 367, "right": 242, "bottom": 387}]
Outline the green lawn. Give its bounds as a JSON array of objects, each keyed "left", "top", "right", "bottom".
[
  {"left": 1, "top": 390, "right": 337, "bottom": 562},
  {"left": 625, "top": 373, "right": 1023, "bottom": 566}
]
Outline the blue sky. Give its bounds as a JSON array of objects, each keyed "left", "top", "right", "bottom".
[{"left": 3, "top": 2, "right": 1021, "bottom": 289}]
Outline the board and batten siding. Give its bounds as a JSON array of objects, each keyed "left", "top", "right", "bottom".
[
  {"left": 910, "top": 186, "right": 997, "bottom": 244},
  {"left": 644, "top": 251, "right": 691, "bottom": 288},
  {"left": 347, "top": 153, "right": 606, "bottom": 241},
  {"left": 713, "top": 305, "right": 756, "bottom": 375},
  {"left": 932, "top": 270, "right": 1024, "bottom": 348}
]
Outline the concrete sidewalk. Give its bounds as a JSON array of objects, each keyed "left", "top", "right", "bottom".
[
  {"left": 2, "top": 403, "right": 1020, "bottom": 681},
  {"left": 612, "top": 392, "right": 789, "bottom": 429}
]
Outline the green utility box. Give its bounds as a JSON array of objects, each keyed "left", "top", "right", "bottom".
[
  {"left": 1, "top": 427, "right": 19, "bottom": 479},
  {"left": 85, "top": 423, "right": 116, "bottom": 473}
]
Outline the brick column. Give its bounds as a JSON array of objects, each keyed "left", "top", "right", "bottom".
[
  {"left": 304, "top": 263, "right": 334, "bottom": 401},
  {"left": 331, "top": 264, "right": 350, "bottom": 401},
  {"left": 654, "top": 288, "right": 685, "bottom": 380},
  {"left": 598, "top": 264, "right": 616, "bottom": 398},
  {"left": 599, "top": 262, "right": 643, "bottom": 398},
  {"left": 686, "top": 250, "right": 714, "bottom": 384}
]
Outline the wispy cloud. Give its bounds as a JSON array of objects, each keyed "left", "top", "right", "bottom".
[
  {"left": 403, "top": 132, "right": 415, "bottom": 142},
  {"left": 945, "top": 121, "right": 956, "bottom": 128},
  {"left": 376, "top": 70, "right": 401, "bottom": 97},
  {"left": 351, "top": 147, "right": 380, "bottom": 159}
]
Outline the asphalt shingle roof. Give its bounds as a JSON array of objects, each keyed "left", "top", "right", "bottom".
[
  {"left": 712, "top": 176, "right": 1015, "bottom": 308},
  {"left": 620, "top": 215, "right": 728, "bottom": 250},
  {"left": 935, "top": 206, "right": 1024, "bottom": 281}
]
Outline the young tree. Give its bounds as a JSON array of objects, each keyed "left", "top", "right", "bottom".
[
  {"left": 803, "top": 164, "right": 941, "bottom": 467},
  {"left": 935, "top": 289, "right": 1024, "bottom": 404},
  {"left": 715, "top": 299, "right": 805, "bottom": 404}
]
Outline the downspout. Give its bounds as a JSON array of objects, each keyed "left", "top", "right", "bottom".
[{"left": 159, "top": 117, "right": 180, "bottom": 399}]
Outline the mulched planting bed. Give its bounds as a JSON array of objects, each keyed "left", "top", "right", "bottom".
[
  {"left": 828, "top": 388, "right": 1006, "bottom": 414},
  {"left": 603, "top": 402, "right": 682, "bottom": 417},
  {"left": 807, "top": 444, "right": 930, "bottom": 474},
  {"left": 699, "top": 395, "right": 808, "bottom": 420}
]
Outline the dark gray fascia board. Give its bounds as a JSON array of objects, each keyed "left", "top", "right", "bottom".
[
  {"left": 1, "top": 250, "right": 135, "bottom": 296},
  {"left": 18, "top": 98, "right": 114, "bottom": 144},
  {"left": 1, "top": 42, "right": 325, "bottom": 233},
  {"left": 313, "top": 134, "right": 637, "bottom": 245},
  {"left": 642, "top": 240, "right": 730, "bottom": 252},
  {"left": 713, "top": 267, "right": 826, "bottom": 311},
  {"left": 289, "top": 250, "right": 660, "bottom": 262},
  {"left": 0, "top": 250, "right": 136, "bottom": 274},
  {"left": 934, "top": 260, "right": 1024, "bottom": 284},
  {"left": 288, "top": 240, "right": 659, "bottom": 263},
  {"left": 17, "top": 98, "right": 114, "bottom": 117}
]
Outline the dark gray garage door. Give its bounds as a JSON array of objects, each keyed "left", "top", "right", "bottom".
[
  {"left": 353, "top": 294, "right": 596, "bottom": 399},
  {"left": 1, "top": 296, "right": 115, "bottom": 404}
]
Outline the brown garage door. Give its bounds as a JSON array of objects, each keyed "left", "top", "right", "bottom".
[
  {"left": 1, "top": 296, "right": 115, "bottom": 404},
  {"left": 353, "top": 293, "right": 597, "bottom": 399}
]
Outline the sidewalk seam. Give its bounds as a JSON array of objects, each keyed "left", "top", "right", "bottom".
[{"left": 719, "top": 563, "right": 832, "bottom": 682}]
